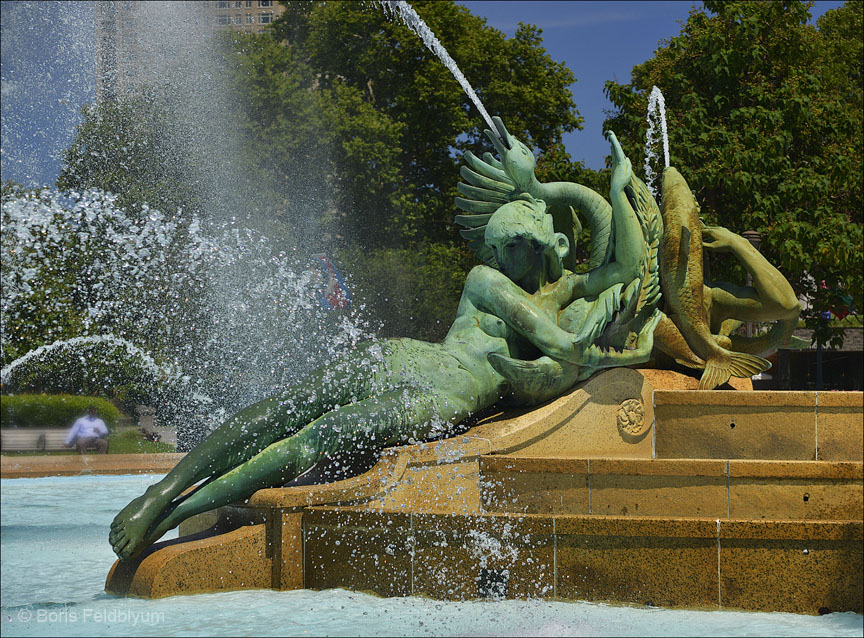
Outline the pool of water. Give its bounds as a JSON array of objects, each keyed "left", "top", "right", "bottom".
[{"left": 2, "top": 474, "right": 862, "bottom": 637}]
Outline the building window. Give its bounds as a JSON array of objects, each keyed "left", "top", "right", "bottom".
[
  {"left": 246, "top": 13, "right": 254, "bottom": 24},
  {"left": 246, "top": 0, "right": 252, "bottom": 6},
  {"left": 259, "top": 11, "right": 273, "bottom": 24},
  {"left": 234, "top": 0, "right": 243, "bottom": 6},
  {"left": 233, "top": 14, "right": 242, "bottom": 24},
  {"left": 215, "top": 1, "right": 230, "bottom": 8},
  {"left": 258, "top": 0, "right": 272, "bottom": 7},
  {"left": 215, "top": 14, "right": 230, "bottom": 25}
]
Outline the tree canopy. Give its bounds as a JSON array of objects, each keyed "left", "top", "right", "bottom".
[
  {"left": 56, "top": 96, "right": 203, "bottom": 221},
  {"left": 236, "top": 0, "right": 583, "bottom": 248},
  {"left": 53, "top": 1, "right": 585, "bottom": 341},
  {"left": 603, "top": 0, "right": 862, "bottom": 346}
]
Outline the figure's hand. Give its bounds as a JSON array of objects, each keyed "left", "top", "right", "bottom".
[
  {"left": 702, "top": 225, "right": 743, "bottom": 253},
  {"left": 581, "top": 309, "right": 662, "bottom": 369},
  {"left": 608, "top": 131, "right": 632, "bottom": 196},
  {"left": 488, "top": 353, "right": 582, "bottom": 406},
  {"left": 635, "top": 309, "right": 663, "bottom": 352}
]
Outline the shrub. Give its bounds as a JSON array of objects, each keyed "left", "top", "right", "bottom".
[{"left": 0, "top": 394, "right": 121, "bottom": 430}]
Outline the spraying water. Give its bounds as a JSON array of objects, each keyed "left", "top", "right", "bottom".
[
  {"left": 0, "top": 335, "right": 184, "bottom": 387},
  {"left": 376, "top": 0, "right": 500, "bottom": 140},
  {"left": 1, "top": 187, "right": 372, "bottom": 448},
  {"left": 644, "top": 85, "right": 670, "bottom": 198}
]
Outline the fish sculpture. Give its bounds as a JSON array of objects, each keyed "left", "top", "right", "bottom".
[{"left": 658, "top": 167, "right": 771, "bottom": 390}]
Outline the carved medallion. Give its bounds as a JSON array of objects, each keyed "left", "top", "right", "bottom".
[{"left": 617, "top": 398, "right": 648, "bottom": 439}]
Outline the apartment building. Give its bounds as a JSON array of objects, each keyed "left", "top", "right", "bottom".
[
  {"left": 211, "top": 0, "right": 285, "bottom": 32},
  {"left": 95, "top": 0, "right": 286, "bottom": 100}
]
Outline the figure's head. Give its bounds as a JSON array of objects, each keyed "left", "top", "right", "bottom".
[
  {"left": 88, "top": 406, "right": 98, "bottom": 418},
  {"left": 503, "top": 139, "right": 537, "bottom": 191},
  {"left": 489, "top": 117, "right": 536, "bottom": 191},
  {"left": 485, "top": 195, "right": 569, "bottom": 288}
]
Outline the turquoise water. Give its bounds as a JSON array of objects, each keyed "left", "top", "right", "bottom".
[{"left": 2, "top": 474, "right": 862, "bottom": 637}]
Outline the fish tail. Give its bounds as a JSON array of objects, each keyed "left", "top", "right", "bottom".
[
  {"left": 675, "top": 357, "right": 705, "bottom": 370},
  {"left": 697, "top": 351, "right": 772, "bottom": 390}
]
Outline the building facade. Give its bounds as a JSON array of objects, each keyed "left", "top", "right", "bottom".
[{"left": 94, "top": 0, "right": 286, "bottom": 101}]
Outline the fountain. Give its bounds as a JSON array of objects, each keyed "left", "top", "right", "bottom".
[
  {"left": 644, "top": 85, "right": 670, "bottom": 199},
  {"left": 1, "top": 1, "right": 861, "bottom": 630},
  {"left": 1, "top": 186, "right": 370, "bottom": 448}
]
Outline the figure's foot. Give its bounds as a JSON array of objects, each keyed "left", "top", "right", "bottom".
[
  {"left": 109, "top": 486, "right": 174, "bottom": 560},
  {"left": 133, "top": 504, "right": 182, "bottom": 557}
]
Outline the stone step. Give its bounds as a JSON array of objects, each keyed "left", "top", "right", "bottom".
[
  {"left": 652, "top": 390, "right": 862, "bottom": 461},
  {"left": 301, "top": 506, "right": 862, "bottom": 614},
  {"left": 479, "top": 456, "right": 863, "bottom": 520},
  {"left": 111, "top": 503, "right": 863, "bottom": 614}
]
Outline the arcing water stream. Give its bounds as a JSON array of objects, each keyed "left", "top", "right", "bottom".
[
  {"left": 644, "top": 85, "right": 671, "bottom": 198},
  {"left": 376, "top": 0, "right": 501, "bottom": 140}
]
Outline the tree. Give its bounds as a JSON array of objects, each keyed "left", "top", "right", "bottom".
[
  {"left": 57, "top": 96, "right": 202, "bottom": 221},
  {"left": 222, "top": 0, "right": 587, "bottom": 338},
  {"left": 603, "top": 1, "right": 862, "bottom": 347},
  {"left": 54, "top": 1, "right": 588, "bottom": 342},
  {"left": 239, "top": 0, "right": 582, "bottom": 247}
]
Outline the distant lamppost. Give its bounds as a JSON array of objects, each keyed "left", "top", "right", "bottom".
[{"left": 741, "top": 230, "right": 762, "bottom": 337}]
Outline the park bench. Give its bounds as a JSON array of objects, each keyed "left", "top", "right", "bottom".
[{"left": 0, "top": 427, "right": 108, "bottom": 452}]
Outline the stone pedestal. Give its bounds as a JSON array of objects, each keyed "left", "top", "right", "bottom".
[{"left": 105, "top": 371, "right": 863, "bottom": 614}]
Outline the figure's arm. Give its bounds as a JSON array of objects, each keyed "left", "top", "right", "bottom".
[
  {"left": 463, "top": 266, "right": 584, "bottom": 362},
  {"left": 702, "top": 226, "right": 801, "bottom": 323},
  {"left": 581, "top": 310, "right": 662, "bottom": 369},
  {"left": 65, "top": 421, "right": 80, "bottom": 446},
  {"left": 565, "top": 132, "right": 647, "bottom": 299},
  {"left": 488, "top": 309, "right": 662, "bottom": 406}
]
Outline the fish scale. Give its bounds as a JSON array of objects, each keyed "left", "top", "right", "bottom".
[{"left": 658, "top": 168, "right": 770, "bottom": 389}]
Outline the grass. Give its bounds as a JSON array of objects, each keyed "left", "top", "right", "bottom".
[
  {"left": 107, "top": 430, "right": 176, "bottom": 454},
  {"left": 798, "top": 315, "right": 862, "bottom": 328}
]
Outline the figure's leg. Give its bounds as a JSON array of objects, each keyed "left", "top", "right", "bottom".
[
  {"left": 116, "top": 386, "right": 460, "bottom": 559},
  {"left": 95, "top": 437, "right": 108, "bottom": 454},
  {"left": 110, "top": 346, "right": 388, "bottom": 556}
]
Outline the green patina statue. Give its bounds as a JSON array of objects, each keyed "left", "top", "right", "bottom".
[
  {"left": 111, "top": 118, "right": 802, "bottom": 560},
  {"left": 458, "top": 117, "right": 802, "bottom": 391},
  {"left": 110, "top": 130, "right": 659, "bottom": 560}
]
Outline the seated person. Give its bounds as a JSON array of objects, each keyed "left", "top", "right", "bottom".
[{"left": 66, "top": 406, "right": 109, "bottom": 454}]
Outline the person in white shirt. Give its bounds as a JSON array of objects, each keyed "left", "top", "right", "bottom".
[{"left": 66, "top": 406, "right": 109, "bottom": 454}]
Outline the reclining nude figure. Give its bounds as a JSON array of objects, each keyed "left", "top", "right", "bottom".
[{"left": 110, "top": 133, "right": 660, "bottom": 561}]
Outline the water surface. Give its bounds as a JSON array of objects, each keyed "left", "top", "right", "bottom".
[{"left": 2, "top": 474, "right": 862, "bottom": 637}]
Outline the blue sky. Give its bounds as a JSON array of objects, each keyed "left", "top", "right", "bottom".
[
  {"left": 0, "top": 1, "right": 848, "bottom": 186},
  {"left": 459, "top": 0, "right": 846, "bottom": 169}
]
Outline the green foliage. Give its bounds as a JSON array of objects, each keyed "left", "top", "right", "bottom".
[
  {"left": 343, "top": 242, "right": 474, "bottom": 341},
  {"left": 56, "top": 96, "right": 201, "bottom": 220},
  {"left": 51, "top": 1, "right": 587, "bottom": 340},
  {"left": 603, "top": 1, "right": 863, "bottom": 348},
  {"left": 237, "top": 0, "right": 582, "bottom": 249},
  {"left": 0, "top": 394, "right": 120, "bottom": 430},
  {"left": 1, "top": 187, "right": 208, "bottom": 395}
]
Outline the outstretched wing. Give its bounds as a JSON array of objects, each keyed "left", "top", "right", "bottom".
[{"left": 454, "top": 151, "right": 517, "bottom": 267}]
